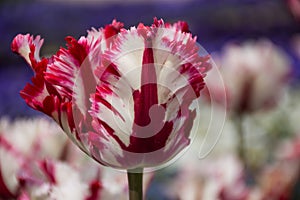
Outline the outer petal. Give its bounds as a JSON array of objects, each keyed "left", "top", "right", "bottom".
[
  {"left": 11, "top": 34, "right": 63, "bottom": 119},
  {"left": 46, "top": 36, "right": 91, "bottom": 100},
  {"left": 11, "top": 34, "right": 44, "bottom": 72},
  {"left": 45, "top": 20, "right": 123, "bottom": 119},
  {"left": 11, "top": 33, "right": 90, "bottom": 154}
]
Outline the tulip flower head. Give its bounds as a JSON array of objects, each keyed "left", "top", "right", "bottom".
[
  {"left": 206, "top": 40, "right": 291, "bottom": 114},
  {"left": 12, "top": 18, "right": 211, "bottom": 171}
]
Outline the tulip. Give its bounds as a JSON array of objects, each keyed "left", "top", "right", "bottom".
[
  {"left": 0, "top": 118, "right": 67, "bottom": 199},
  {"left": 12, "top": 18, "right": 211, "bottom": 199},
  {"left": 207, "top": 40, "right": 290, "bottom": 114},
  {"left": 205, "top": 40, "right": 291, "bottom": 168}
]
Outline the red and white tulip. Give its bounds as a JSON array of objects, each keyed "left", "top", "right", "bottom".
[{"left": 12, "top": 18, "right": 211, "bottom": 170}]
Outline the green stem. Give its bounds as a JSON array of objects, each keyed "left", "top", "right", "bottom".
[
  {"left": 127, "top": 168, "right": 143, "bottom": 200},
  {"left": 235, "top": 115, "right": 247, "bottom": 168}
]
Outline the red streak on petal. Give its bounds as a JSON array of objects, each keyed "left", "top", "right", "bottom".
[
  {"left": 128, "top": 121, "right": 173, "bottom": 153},
  {"left": 179, "top": 63, "right": 205, "bottom": 99},
  {"left": 40, "top": 160, "right": 56, "bottom": 184},
  {"left": 94, "top": 85, "right": 125, "bottom": 122},
  {"left": 29, "top": 45, "right": 47, "bottom": 73},
  {"left": 133, "top": 42, "right": 158, "bottom": 127},
  {"left": 42, "top": 96, "right": 56, "bottom": 116},
  {"left": 11, "top": 36, "right": 20, "bottom": 53},
  {"left": 86, "top": 179, "right": 102, "bottom": 200},
  {"left": 61, "top": 102, "right": 81, "bottom": 141},
  {"left": 152, "top": 17, "right": 164, "bottom": 27},
  {"left": 79, "top": 58, "right": 97, "bottom": 115},
  {"left": 100, "top": 117, "right": 173, "bottom": 153},
  {"left": 174, "top": 21, "right": 190, "bottom": 33},
  {"left": 104, "top": 20, "right": 124, "bottom": 47},
  {"left": 97, "top": 62, "right": 120, "bottom": 83},
  {"left": 104, "top": 20, "right": 123, "bottom": 39},
  {"left": 65, "top": 36, "right": 87, "bottom": 65},
  {"left": 97, "top": 117, "right": 165, "bottom": 152}
]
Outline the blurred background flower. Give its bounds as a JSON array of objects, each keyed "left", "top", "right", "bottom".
[
  {"left": 0, "top": 118, "right": 152, "bottom": 200},
  {"left": 1, "top": 0, "right": 300, "bottom": 199},
  {"left": 287, "top": 0, "right": 300, "bottom": 21},
  {"left": 207, "top": 40, "right": 291, "bottom": 114}
]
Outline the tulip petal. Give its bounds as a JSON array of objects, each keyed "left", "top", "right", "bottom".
[{"left": 11, "top": 34, "right": 44, "bottom": 72}]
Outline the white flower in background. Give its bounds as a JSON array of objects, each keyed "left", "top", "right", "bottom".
[
  {"left": 0, "top": 118, "right": 67, "bottom": 198},
  {"left": 17, "top": 156, "right": 134, "bottom": 200},
  {"left": 22, "top": 161, "right": 89, "bottom": 200},
  {"left": 55, "top": 135, "right": 153, "bottom": 200},
  {"left": 50, "top": 162, "right": 88, "bottom": 200},
  {"left": 201, "top": 155, "right": 248, "bottom": 200},
  {"left": 98, "top": 168, "right": 128, "bottom": 200},
  {"left": 168, "top": 154, "right": 248, "bottom": 200},
  {"left": 0, "top": 117, "right": 153, "bottom": 199},
  {"left": 0, "top": 118, "right": 67, "bottom": 158},
  {"left": 60, "top": 145, "right": 130, "bottom": 200},
  {"left": 21, "top": 153, "right": 152, "bottom": 200},
  {"left": 207, "top": 40, "right": 291, "bottom": 114}
]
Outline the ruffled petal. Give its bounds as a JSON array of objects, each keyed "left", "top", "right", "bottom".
[
  {"left": 11, "top": 34, "right": 44, "bottom": 72},
  {"left": 45, "top": 36, "right": 96, "bottom": 122},
  {"left": 103, "top": 19, "right": 124, "bottom": 47},
  {"left": 20, "top": 74, "right": 49, "bottom": 112},
  {"left": 46, "top": 20, "right": 123, "bottom": 118},
  {"left": 11, "top": 34, "right": 64, "bottom": 119}
]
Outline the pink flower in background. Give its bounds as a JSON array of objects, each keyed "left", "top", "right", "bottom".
[
  {"left": 206, "top": 40, "right": 291, "bottom": 114},
  {"left": 20, "top": 160, "right": 90, "bottom": 200},
  {"left": 287, "top": 0, "right": 300, "bottom": 20},
  {"left": 12, "top": 18, "right": 211, "bottom": 169},
  {"left": 0, "top": 118, "right": 153, "bottom": 200},
  {"left": 202, "top": 155, "right": 248, "bottom": 200},
  {"left": 0, "top": 118, "right": 67, "bottom": 199},
  {"left": 168, "top": 155, "right": 249, "bottom": 200},
  {"left": 18, "top": 159, "right": 152, "bottom": 200},
  {"left": 255, "top": 163, "right": 298, "bottom": 200},
  {"left": 18, "top": 159, "right": 130, "bottom": 200}
]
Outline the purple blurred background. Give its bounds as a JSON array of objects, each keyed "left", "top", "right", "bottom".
[{"left": 0, "top": 0, "right": 299, "bottom": 117}]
